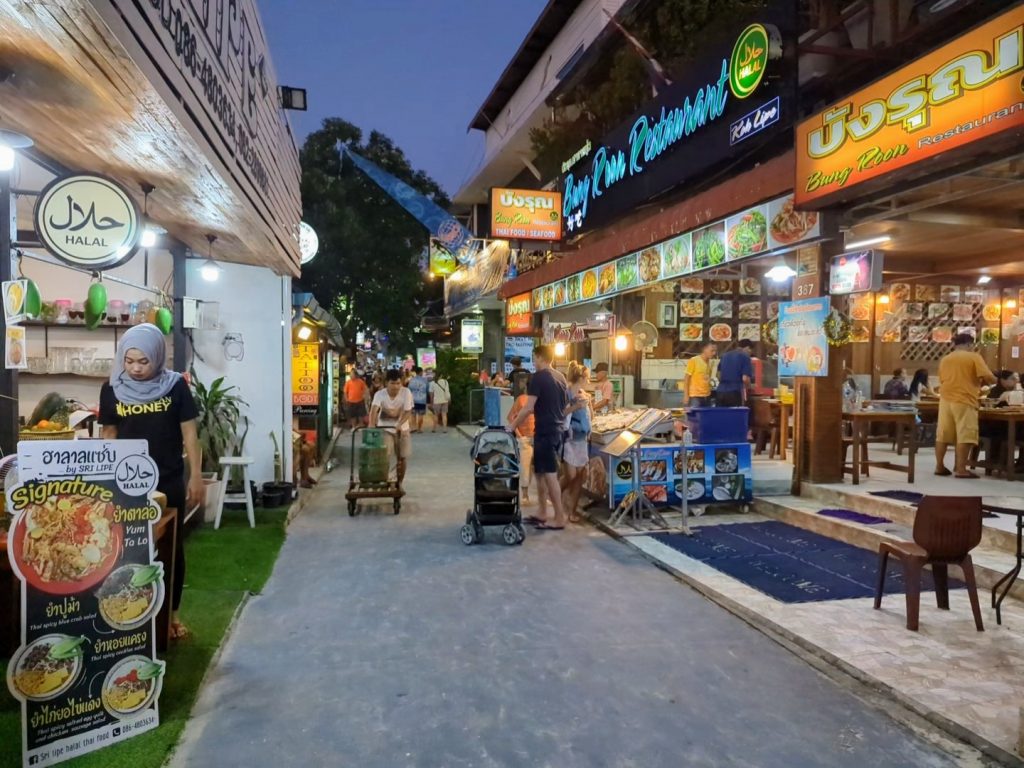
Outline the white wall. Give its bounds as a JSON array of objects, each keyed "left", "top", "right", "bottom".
[{"left": 185, "top": 261, "right": 291, "bottom": 486}]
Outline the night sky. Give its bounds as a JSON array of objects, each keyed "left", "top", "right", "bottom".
[{"left": 259, "top": 0, "right": 549, "bottom": 197}]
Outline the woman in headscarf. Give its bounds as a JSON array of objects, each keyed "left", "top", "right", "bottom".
[{"left": 99, "top": 323, "right": 203, "bottom": 641}]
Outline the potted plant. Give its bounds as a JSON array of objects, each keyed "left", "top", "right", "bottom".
[{"left": 190, "top": 370, "right": 248, "bottom": 515}]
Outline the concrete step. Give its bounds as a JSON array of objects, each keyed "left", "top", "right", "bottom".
[
  {"left": 752, "top": 495, "right": 1024, "bottom": 603},
  {"left": 801, "top": 483, "right": 1020, "bottom": 557}
]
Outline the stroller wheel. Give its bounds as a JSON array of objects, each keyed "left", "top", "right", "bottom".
[
  {"left": 473, "top": 522, "right": 485, "bottom": 543},
  {"left": 502, "top": 524, "right": 520, "bottom": 546},
  {"left": 516, "top": 524, "right": 527, "bottom": 543},
  {"left": 460, "top": 524, "right": 476, "bottom": 546}
]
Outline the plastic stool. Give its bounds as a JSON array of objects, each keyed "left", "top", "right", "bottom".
[{"left": 215, "top": 456, "right": 255, "bottom": 529}]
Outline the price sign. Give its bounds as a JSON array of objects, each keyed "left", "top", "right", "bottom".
[{"left": 292, "top": 344, "right": 319, "bottom": 407}]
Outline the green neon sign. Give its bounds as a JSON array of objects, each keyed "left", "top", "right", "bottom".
[{"left": 729, "top": 24, "right": 769, "bottom": 99}]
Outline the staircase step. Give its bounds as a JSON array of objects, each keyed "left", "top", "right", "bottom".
[
  {"left": 801, "top": 483, "right": 1020, "bottom": 556},
  {"left": 752, "top": 495, "right": 1024, "bottom": 603}
]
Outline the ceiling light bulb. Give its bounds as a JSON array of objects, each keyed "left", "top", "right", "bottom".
[
  {"left": 0, "top": 145, "right": 15, "bottom": 172},
  {"left": 140, "top": 228, "right": 158, "bottom": 248},
  {"left": 844, "top": 235, "right": 891, "bottom": 251},
  {"left": 1006, "top": 300, "right": 1017, "bottom": 309},
  {"left": 877, "top": 294, "right": 890, "bottom": 305},
  {"left": 977, "top": 275, "right": 992, "bottom": 285},
  {"left": 615, "top": 334, "right": 628, "bottom": 351},
  {"left": 554, "top": 342, "right": 566, "bottom": 357},
  {"left": 200, "top": 259, "right": 221, "bottom": 282},
  {"left": 297, "top": 325, "right": 312, "bottom": 340},
  {"left": 765, "top": 265, "right": 796, "bottom": 281}
]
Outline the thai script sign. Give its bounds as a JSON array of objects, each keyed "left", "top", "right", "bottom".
[
  {"left": 292, "top": 343, "right": 319, "bottom": 408},
  {"left": 777, "top": 297, "right": 829, "bottom": 377},
  {"left": 6, "top": 440, "right": 166, "bottom": 767},
  {"left": 505, "top": 292, "right": 533, "bottom": 334},
  {"left": 796, "top": 6, "right": 1024, "bottom": 207},
  {"left": 489, "top": 188, "right": 562, "bottom": 241}
]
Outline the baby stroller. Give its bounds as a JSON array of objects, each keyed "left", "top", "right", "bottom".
[{"left": 461, "top": 428, "right": 525, "bottom": 546}]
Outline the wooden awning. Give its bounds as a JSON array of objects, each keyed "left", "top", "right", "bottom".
[{"left": 0, "top": 0, "right": 302, "bottom": 276}]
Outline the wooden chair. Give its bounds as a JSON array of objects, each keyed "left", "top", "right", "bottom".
[
  {"left": 749, "top": 397, "right": 778, "bottom": 458},
  {"left": 874, "top": 496, "right": 984, "bottom": 632}
]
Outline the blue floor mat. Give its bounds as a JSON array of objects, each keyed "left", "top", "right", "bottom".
[
  {"left": 818, "top": 508, "right": 892, "bottom": 525},
  {"left": 869, "top": 490, "right": 923, "bottom": 504},
  {"left": 650, "top": 521, "right": 962, "bottom": 604}
]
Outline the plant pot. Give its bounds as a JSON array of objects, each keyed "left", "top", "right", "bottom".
[
  {"left": 261, "top": 482, "right": 293, "bottom": 508},
  {"left": 224, "top": 480, "right": 260, "bottom": 507},
  {"left": 203, "top": 477, "right": 221, "bottom": 518}
]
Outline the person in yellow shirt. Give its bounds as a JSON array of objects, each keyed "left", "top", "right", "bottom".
[
  {"left": 936, "top": 333, "right": 996, "bottom": 478},
  {"left": 682, "top": 342, "right": 717, "bottom": 407}
]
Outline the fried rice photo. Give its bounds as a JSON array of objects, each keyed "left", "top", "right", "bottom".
[{"left": 21, "top": 494, "right": 116, "bottom": 584}]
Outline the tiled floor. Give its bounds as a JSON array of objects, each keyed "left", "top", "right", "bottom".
[{"left": 626, "top": 518, "right": 1024, "bottom": 758}]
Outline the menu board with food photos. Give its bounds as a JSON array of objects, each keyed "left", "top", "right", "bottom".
[
  {"left": 531, "top": 193, "right": 822, "bottom": 312},
  {"left": 608, "top": 443, "right": 752, "bottom": 507},
  {"left": 5, "top": 440, "right": 166, "bottom": 767}
]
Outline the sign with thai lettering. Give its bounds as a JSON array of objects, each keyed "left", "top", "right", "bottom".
[
  {"left": 34, "top": 175, "right": 141, "bottom": 269},
  {"left": 6, "top": 440, "right": 166, "bottom": 767},
  {"left": 505, "top": 292, "right": 534, "bottom": 334},
  {"left": 777, "top": 297, "right": 829, "bottom": 377},
  {"left": 292, "top": 344, "right": 319, "bottom": 407},
  {"left": 560, "top": 12, "right": 792, "bottom": 236},
  {"left": 795, "top": 6, "right": 1024, "bottom": 207},
  {"left": 489, "top": 188, "right": 562, "bottom": 241}
]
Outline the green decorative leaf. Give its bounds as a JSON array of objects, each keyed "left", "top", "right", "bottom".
[
  {"left": 137, "top": 661, "right": 164, "bottom": 680},
  {"left": 49, "top": 635, "right": 87, "bottom": 660},
  {"left": 130, "top": 564, "right": 162, "bottom": 587}
]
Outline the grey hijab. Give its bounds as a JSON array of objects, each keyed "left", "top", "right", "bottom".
[{"left": 110, "top": 323, "right": 182, "bottom": 404}]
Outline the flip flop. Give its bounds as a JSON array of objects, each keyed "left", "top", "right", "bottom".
[
  {"left": 533, "top": 523, "right": 565, "bottom": 530},
  {"left": 524, "top": 515, "right": 547, "bottom": 525},
  {"left": 934, "top": 468, "right": 952, "bottom": 476},
  {"left": 955, "top": 472, "right": 979, "bottom": 479}
]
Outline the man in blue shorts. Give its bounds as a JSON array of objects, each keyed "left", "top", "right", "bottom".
[
  {"left": 507, "top": 344, "right": 569, "bottom": 530},
  {"left": 408, "top": 366, "right": 429, "bottom": 432}
]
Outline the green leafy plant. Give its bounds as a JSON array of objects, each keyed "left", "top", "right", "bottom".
[
  {"left": 190, "top": 370, "right": 249, "bottom": 473},
  {"left": 434, "top": 347, "right": 481, "bottom": 425}
]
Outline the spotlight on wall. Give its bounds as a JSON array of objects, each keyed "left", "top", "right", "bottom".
[
  {"left": 0, "top": 129, "right": 33, "bottom": 172},
  {"left": 977, "top": 275, "right": 992, "bottom": 285},
  {"left": 765, "top": 265, "right": 796, "bottom": 281},
  {"left": 297, "top": 324, "right": 313, "bottom": 341}
]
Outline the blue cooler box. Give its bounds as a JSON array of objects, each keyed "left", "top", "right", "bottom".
[{"left": 686, "top": 407, "right": 749, "bottom": 444}]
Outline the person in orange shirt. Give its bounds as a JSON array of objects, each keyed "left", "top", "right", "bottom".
[
  {"left": 344, "top": 370, "right": 370, "bottom": 430},
  {"left": 508, "top": 393, "right": 535, "bottom": 505},
  {"left": 936, "top": 333, "right": 996, "bottom": 478}
]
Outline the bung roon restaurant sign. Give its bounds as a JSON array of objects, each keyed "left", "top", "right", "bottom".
[
  {"left": 796, "top": 5, "right": 1024, "bottom": 208},
  {"left": 560, "top": 13, "right": 794, "bottom": 237}
]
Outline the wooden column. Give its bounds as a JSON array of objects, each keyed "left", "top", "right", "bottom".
[{"left": 791, "top": 244, "right": 844, "bottom": 487}]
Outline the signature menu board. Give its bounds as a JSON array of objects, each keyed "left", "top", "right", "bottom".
[{"left": 5, "top": 440, "right": 166, "bottom": 767}]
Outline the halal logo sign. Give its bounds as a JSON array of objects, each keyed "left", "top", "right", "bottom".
[
  {"left": 34, "top": 174, "right": 141, "bottom": 269},
  {"left": 729, "top": 24, "right": 770, "bottom": 99}
]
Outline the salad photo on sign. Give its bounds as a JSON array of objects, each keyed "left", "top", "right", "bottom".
[
  {"left": 662, "top": 235, "right": 691, "bottom": 278},
  {"left": 767, "top": 196, "right": 819, "bottom": 249},
  {"left": 5, "top": 440, "right": 166, "bottom": 767},
  {"left": 726, "top": 208, "right": 767, "bottom": 260},
  {"left": 692, "top": 223, "right": 726, "bottom": 270},
  {"left": 616, "top": 254, "right": 638, "bottom": 290}
]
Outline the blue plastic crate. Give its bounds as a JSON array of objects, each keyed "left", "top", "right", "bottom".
[{"left": 686, "top": 407, "right": 749, "bottom": 444}]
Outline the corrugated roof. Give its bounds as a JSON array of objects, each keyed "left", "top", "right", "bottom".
[{"left": 468, "top": 0, "right": 585, "bottom": 132}]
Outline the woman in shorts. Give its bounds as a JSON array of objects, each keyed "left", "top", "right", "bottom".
[{"left": 562, "top": 362, "right": 592, "bottom": 523}]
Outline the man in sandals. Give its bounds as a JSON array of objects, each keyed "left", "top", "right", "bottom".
[{"left": 935, "top": 333, "right": 996, "bottom": 478}]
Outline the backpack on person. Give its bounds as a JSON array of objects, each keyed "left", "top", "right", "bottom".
[{"left": 569, "top": 403, "right": 591, "bottom": 439}]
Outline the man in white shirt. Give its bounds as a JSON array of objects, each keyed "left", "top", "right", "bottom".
[{"left": 369, "top": 369, "right": 414, "bottom": 483}]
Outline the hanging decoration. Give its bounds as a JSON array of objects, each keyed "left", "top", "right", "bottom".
[
  {"left": 823, "top": 309, "right": 854, "bottom": 346},
  {"left": 761, "top": 318, "right": 778, "bottom": 345}
]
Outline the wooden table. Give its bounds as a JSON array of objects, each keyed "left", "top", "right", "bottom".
[
  {"left": 843, "top": 410, "right": 917, "bottom": 484},
  {"left": 0, "top": 504, "right": 178, "bottom": 657},
  {"left": 766, "top": 399, "right": 792, "bottom": 461},
  {"left": 916, "top": 402, "right": 1024, "bottom": 479}
]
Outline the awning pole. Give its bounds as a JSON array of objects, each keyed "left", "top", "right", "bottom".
[{"left": 0, "top": 171, "right": 18, "bottom": 454}]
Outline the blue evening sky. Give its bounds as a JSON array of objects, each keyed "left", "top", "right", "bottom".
[{"left": 259, "top": 0, "right": 549, "bottom": 196}]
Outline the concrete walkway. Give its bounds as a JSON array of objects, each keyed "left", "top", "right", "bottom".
[{"left": 170, "top": 431, "right": 972, "bottom": 768}]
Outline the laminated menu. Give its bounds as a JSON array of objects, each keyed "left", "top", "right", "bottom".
[{"left": 5, "top": 440, "right": 165, "bottom": 768}]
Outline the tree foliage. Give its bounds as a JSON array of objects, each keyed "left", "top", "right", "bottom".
[
  {"left": 530, "top": 0, "right": 767, "bottom": 179},
  {"left": 298, "top": 118, "right": 447, "bottom": 353}
]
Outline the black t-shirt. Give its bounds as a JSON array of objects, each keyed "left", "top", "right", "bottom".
[
  {"left": 528, "top": 368, "right": 567, "bottom": 437},
  {"left": 99, "top": 378, "right": 199, "bottom": 481},
  {"left": 510, "top": 368, "right": 532, "bottom": 399}
]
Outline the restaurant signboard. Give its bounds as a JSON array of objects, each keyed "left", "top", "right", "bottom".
[
  {"left": 795, "top": 6, "right": 1024, "bottom": 208},
  {"left": 560, "top": 11, "right": 793, "bottom": 237},
  {"left": 34, "top": 174, "right": 142, "bottom": 270},
  {"left": 505, "top": 292, "right": 533, "bottom": 334},
  {"left": 292, "top": 343, "right": 320, "bottom": 408},
  {"left": 6, "top": 440, "right": 166, "bottom": 767},
  {"left": 461, "top": 318, "right": 484, "bottom": 353},
  {"left": 531, "top": 192, "right": 821, "bottom": 312},
  {"left": 777, "top": 297, "right": 829, "bottom": 377},
  {"left": 489, "top": 188, "right": 562, "bottom": 241}
]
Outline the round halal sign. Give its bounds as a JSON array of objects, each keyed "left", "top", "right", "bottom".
[
  {"left": 34, "top": 173, "right": 142, "bottom": 269},
  {"left": 299, "top": 221, "right": 319, "bottom": 265},
  {"left": 729, "top": 24, "right": 770, "bottom": 99}
]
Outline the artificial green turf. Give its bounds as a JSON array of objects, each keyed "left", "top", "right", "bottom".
[{"left": 0, "top": 505, "right": 290, "bottom": 768}]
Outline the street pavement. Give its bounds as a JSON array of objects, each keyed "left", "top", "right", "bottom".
[{"left": 170, "top": 430, "right": 970, "bottom": 768}]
